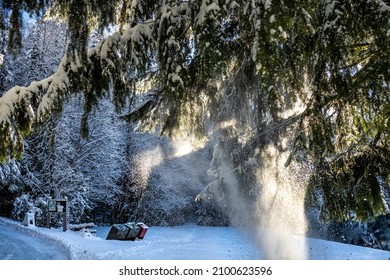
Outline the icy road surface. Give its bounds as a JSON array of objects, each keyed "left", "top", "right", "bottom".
[{"left": 0, "top": 223, "right": 70, "bottom": 260}]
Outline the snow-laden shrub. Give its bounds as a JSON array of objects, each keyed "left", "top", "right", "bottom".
[
  {"left": 10, "top": 194, "right": 48, "bottom": 227},
  {"left": 67, "top": 192, "right": 92, "bottom": 224},
  {"left": 33, "top": 196, "right": 48, "bottom": 227},
  {"left": 195, "top": 198, "right": 229, "bottom": 226},
  {"left": 11, "top": 194, "right": 35, "bottom": 222}
]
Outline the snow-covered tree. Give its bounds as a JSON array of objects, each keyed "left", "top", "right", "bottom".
[
  {"left": 6, "top": 20, "right": 67, "bottom": 88},
  {"left": 117, "top": 129, "right": 221, "bottom": 226},
  {"left": 0, "top": 17, "right": 128, "bottom": 225},
  {"left": 0, "top": 8, "right": 8, "bottom": 93},
  {"left": 0, "top": 159, "right": 23, "bottom": 216},
  {"left": 19, "top": 94, "right": 128, "bottom": 225},
  {"left": 0, "top": 0, "right": 389, "bottom": 223},
  {"left": 0, "top": 18, "right": 66, "bottom": 220}
]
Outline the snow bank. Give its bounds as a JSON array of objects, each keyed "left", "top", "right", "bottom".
[{"left": 0, "top": 217, "right": 97, "bottom": 260}]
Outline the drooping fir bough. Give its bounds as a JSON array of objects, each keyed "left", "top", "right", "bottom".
[{"left": 1, "top": 0, "right": 389, "bottom": 221}]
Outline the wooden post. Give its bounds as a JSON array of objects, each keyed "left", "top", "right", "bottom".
[
  {"left": 62, "top": 198, "right": 68, "bottom": 231},
  {"left": 63, "top": 211, "right": 67, "bottom": 231},
  {"left": 47, "top": 212, "right": 51, "bottom": 229}
]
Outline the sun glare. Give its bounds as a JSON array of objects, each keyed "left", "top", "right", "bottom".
[{"left": 174, "top": 140, "right": 194, "bottom": 158}]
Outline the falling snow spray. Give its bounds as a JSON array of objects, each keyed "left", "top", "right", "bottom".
[
  {"left": 206, "top": 99, "right": 310, "bottom": 259},
  {"left": 254, "top": 144, "right": 308, "bottom": 259},
  {"left": 217, "top": 145, "right": 309, "bottom": 259}
]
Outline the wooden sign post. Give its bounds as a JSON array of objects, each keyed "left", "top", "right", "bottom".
[{"left": 47, "top": 198, "right": 68, "bottom": 231}]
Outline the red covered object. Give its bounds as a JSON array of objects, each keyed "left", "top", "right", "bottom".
[{"left": 136, "top": 222, "right": 148, "bottom": 239}]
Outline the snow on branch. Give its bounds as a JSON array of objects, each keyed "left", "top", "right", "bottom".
[
  {"left": 377, "top": 0, "right": 390, "bottom": 36},
  {"left": 195, "top": 0, "right": 220, "bottom": 26},
  {"left": 0, "top": 19, "right": 157, "bottom": 162}
]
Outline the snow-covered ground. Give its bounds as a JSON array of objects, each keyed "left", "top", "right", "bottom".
[
  {"left": 0, "top": 223, "right": 69, "bottom": 260},
  {"left": 1, "top": 216, "right": 389, "bottom": 260}
]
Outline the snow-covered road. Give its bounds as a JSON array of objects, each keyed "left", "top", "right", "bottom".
[{"left": 0, "top": 223, "right": 70, "bottom": 260}]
